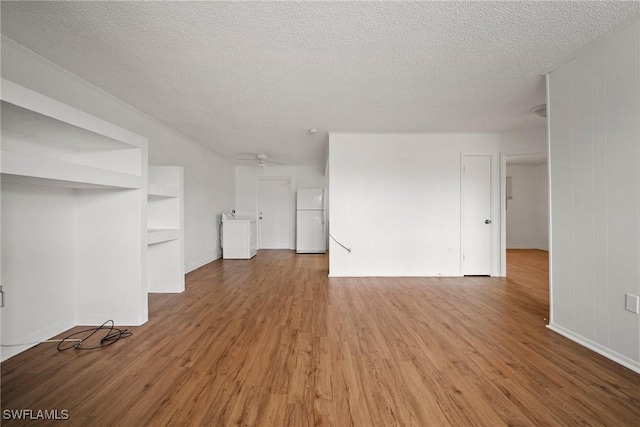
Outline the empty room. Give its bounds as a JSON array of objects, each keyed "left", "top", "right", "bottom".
[{"left": 1, "top": 1, "right": 640, "bottom": 426}]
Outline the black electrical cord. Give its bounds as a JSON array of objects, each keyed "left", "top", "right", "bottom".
[
  {"left": 57, "top": 320, "right": 132, "bottom": 351},
  {"left": 329, "top": 233, "right": 351, "bottom": 253},
  {"left": 219, "top": 220, "right": 224, "bottom": 256}
]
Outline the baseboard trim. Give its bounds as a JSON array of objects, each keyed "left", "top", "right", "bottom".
[
  {"left": 1, "top": 319, "right": 75, "bottom": 362},
  {"left": 327, "top": 273, "right": 464, "bottom": 278},
  {"left": 76, "top": 314, "right": 148, "bottom": 327},
  {"left": 547, "top": 323, "right": 640, "bottom": 374},
  {"left": 187, "top": 255, "right": 219, "bottom": 273},
  {"left": 506, "top": 245, "right": 549, "bottom": 251}
]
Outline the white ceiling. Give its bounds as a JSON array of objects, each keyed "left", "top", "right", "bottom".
[{"left": 1, "top": 1, "right": 638, "bottom": 167}]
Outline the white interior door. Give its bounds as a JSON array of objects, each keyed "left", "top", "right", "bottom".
[
  {"left": 462, "top": 155, "right": 492, "bottom": 275},
  {"left": 258, "top": 178, "right": 291, "bottom": 249}
]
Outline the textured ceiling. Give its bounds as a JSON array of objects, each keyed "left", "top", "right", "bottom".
[{"left": 1, "top": 1, "right": 638, "bottom": 167}]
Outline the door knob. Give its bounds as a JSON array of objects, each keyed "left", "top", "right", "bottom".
[{"left": 485, "top": 219, "right": 491, "bottom": 224}]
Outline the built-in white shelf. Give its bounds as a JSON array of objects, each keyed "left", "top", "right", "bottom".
[
  {"left": 1, "top": 79, "right": 144, "bottom": 190},
  {"left": 2, "top": 150, "right": 141, "bottom": 189},
  {"left": 147, "top": 166, "right": 184, "bottom": 293},
  {"left": 1, "top": 79, "right": 145, "bottom": 152},
  {"left": 148, "top": 228, "right": 181, "bottom": 245},
  {"left": 148, "top": 182, "right": 180, "bottom": 198},
  {"left": 1, "top": 79, "right": 148, "bottom": 362}
]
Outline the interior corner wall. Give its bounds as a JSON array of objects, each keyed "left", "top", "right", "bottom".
[
  {"left": 328, "top": 132, "right": 500, "bottom": 277},
  {"left": 234, "top": 165, "right": 328, "bottom": 249},
  {"left": 548, "top": 16, "right": 640, "bottom": 373},
  {"left": 1, "top": 39, "right": 235, "bottom": 272}
]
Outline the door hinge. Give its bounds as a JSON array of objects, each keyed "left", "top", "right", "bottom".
[{"left": 0, "top": 285, "right": 4, "bottom": 308}]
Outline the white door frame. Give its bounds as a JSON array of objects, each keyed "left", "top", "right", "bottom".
[
  {"left": 256, "top": 176, "right": 293, "bottom": 249},
  {"left": 500, "top": 153, "right": 507, "bottom": 276}
]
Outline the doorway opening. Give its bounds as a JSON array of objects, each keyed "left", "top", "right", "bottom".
[{"left": 503, "top": 153, "right": 549, "bottom": 277}]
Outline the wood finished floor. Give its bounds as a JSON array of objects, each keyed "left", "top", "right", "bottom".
[{"left": 2, "top": 249, "right": 639, "bottom": 426}]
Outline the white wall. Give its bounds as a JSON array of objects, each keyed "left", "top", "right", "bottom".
[
  {"left": 329, "top": 133, "right": 500, "bottom": 277},
  {"left": 1, "top": 184, "right": 76, "bottom": 353},
  {"left": 548, "top": 16, "right": 640, "bottom": 373},
  {"left": 499, "top": 127, "right": 547, "bottom": 155},
  {"left": 534, "top": 163, "right": 549, "bottom": 251},
  {"left": 1, "top": 38, "right": 235, "bottom": 272},
  {"left": 506, "top": 163, "right": 549, "bottom": 250},
  {"left": 235, "top": 165, "right": 328, "bottom": 249},
  {"left": 506, "top": 165, "right": 537, "bottom": 248}
]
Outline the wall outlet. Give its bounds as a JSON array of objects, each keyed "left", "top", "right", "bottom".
[{"left": 625, "top": 294, "right": 639, "bottom": 314}]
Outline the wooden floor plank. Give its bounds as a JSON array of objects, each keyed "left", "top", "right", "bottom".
[{"left": 2, "top": 249, "right": 640, "bottom": 426}]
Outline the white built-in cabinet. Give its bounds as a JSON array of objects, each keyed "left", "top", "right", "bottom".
[
  {"left": 0, "top": 79, "right": 149, "bottom": 361},
  {"left": 147, "top": 166, "right": 184, "bottom": 293}
]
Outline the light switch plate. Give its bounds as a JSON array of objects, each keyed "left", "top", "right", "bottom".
[{"left": 625, "top": 294, "right": 639, "bottom": 314}]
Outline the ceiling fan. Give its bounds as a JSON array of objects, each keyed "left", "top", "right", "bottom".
[{"left": 237, "top": 153, "right": 284, "bottom": 167}]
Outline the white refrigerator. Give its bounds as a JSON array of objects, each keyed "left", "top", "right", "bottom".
[{"left": 296, "top": 188, "right": 326, "bottom": 253}]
